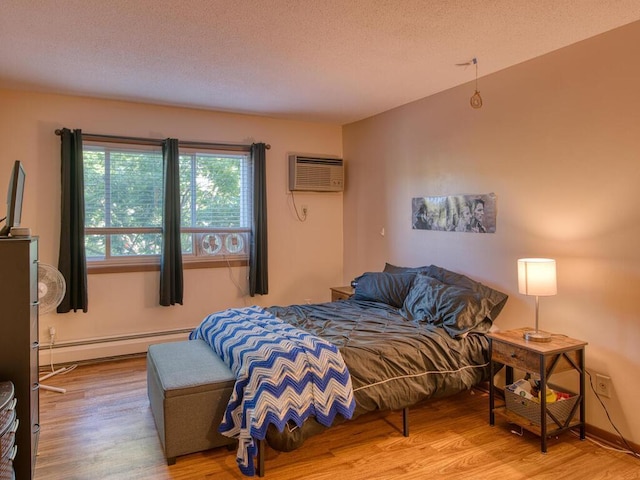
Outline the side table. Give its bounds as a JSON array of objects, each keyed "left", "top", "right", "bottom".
[
  {"left": 330, "top": 286, "right": 354, "bottom": 302},
  {"left": 488, "top": 328, "right": 587, "bottom": 452}
]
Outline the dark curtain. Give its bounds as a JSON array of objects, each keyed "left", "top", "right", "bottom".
[
  {"left": 159, "top": 138, "right": 183, "bottom": 306},
  {"left": 249, "top": 143, "right": 268, "bottom": 296},
  {"left": 58, "top": 128, "right": 88, "bottom": 313}
]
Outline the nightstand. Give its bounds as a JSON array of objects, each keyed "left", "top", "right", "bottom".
[
  {"left": 488, "top": 328, "right": 587, "bottom": 452},
  {"left": 330, "top": 286, "right": 354, "bottom": 301}
]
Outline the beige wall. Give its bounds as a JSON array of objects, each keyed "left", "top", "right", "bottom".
[
  {"left": 0, "top": 90, "right": 343, "bottom": 358},
  {"left": 343, "top": 22, "right": 640, "bottom": 443}
]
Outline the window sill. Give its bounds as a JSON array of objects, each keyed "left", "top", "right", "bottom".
[{"left": 87, "top": 258, "right": 248, "bottom": 274}]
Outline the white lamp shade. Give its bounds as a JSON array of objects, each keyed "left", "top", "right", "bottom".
[{"left": 518, "top": 258, "right": 557, "bottom": 296}]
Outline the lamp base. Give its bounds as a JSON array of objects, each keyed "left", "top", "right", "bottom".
[{"left": 523, "top": 330, "right": 552, "bottom": 343}]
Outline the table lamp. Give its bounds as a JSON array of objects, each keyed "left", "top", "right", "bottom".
[{"left": 517, "top": 258, "right": 557, "bottom": 342}]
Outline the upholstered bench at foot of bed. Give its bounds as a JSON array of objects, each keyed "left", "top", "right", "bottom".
[{"left": 147, "top": 339, "right": 236, "bottom": 465}]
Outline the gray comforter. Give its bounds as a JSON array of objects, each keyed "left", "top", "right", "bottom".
[{"left": 264, "top": 299, "right": 490, "bottom": 451}]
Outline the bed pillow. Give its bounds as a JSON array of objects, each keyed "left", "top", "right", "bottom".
[
  {"left": 423, "top": 265, "right": 508, "bottom": 322},
  {"left": 401, "top": 273, "right": 496, "bottom": 338},
  {"left": 400, "top": 274, "right": 441, "bottom": 322},
  {"left": 353, "top": 271, "right": 416, "bottom": 308},
  {"left": 383, "top": 263, "right": 431, "bottom": 275}
]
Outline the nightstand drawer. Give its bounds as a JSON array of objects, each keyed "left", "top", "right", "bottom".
[{"left": 492, "top": 341, "right": 540, "bottom": 371}]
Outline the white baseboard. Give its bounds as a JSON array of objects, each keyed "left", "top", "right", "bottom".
[{"left": 38, "top": 330, "right": 191, "bottom": 365}]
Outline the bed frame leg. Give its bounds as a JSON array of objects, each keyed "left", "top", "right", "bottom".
[
  {"left": 402, "top": 407, "right": 409, "bottom": 437},
  {"left": 256, "top": 438, "right": 265, "bottom": 477}
]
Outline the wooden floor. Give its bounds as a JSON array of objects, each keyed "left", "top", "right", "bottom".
[{"left": 34, "top": 357, "right": 639, "bottom": 480}]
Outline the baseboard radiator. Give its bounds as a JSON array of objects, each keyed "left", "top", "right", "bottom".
[{"left": 38, "top": 328, "right": 194, "bottom": 365}]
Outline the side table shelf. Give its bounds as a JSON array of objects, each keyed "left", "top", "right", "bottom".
[{"left": 488, "top": 328, "right": 587, "bottom": 453}]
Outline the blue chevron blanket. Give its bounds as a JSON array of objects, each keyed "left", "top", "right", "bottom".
[{"left": 190, "top": 306, "right": 355, "bottom": 476}]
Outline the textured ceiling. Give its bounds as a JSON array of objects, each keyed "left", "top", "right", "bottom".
[{"left": 1, "top": 1, "right": 640, "bottom": 124}]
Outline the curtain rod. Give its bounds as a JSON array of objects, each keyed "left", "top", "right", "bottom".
[{"left": 54, "top": 129, "right": 270, "bottom": 150}]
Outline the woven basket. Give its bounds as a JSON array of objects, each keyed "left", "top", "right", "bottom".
[
  {"left": 0, "top": 419, "right": 17, "bottom": 460},
  {"left": 505, "top": 383, "right": 578, "bottom": 427}
]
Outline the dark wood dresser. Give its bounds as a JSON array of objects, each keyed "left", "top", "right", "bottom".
[{"left": 0, "top": 237, "right": 39, "bottom": 480}]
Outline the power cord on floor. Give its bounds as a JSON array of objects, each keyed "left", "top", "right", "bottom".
[
  {"left": 571, "top": 430, "right": 639, "bottom": 457},
  {"left": 581, "top": 370, "right": 640, "bottom": 459},
  {"left": 39, "top": 330, "right": 77, "bottom": 394}
]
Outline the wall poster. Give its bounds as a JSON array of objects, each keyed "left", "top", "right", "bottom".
[{"left": 412, "top": 193, "right": 496, "bottom": 233}]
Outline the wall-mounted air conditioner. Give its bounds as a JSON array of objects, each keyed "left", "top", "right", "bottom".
[{"left": 288, "top": 155, "right": 344, "bottom": 192}]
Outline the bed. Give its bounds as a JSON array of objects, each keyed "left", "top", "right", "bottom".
[{"left": 191, "top": 264, "right": 508, "bottom": 475}]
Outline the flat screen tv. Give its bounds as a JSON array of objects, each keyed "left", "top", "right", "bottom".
[{"left": 0, "top": 160, "right": 26, "bottom": 237}]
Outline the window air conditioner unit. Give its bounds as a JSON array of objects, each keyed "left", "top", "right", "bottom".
[{"left": 288, "top": 155, "right": 344, "bottom": 192}]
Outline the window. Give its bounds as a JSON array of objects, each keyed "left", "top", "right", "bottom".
[{"left": 83, "top": 140, "right": 251, "bottom": 269}]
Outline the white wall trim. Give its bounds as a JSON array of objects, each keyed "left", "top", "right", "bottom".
[{"left": 38, "top": 328, "right": 193, "bottom": 365}]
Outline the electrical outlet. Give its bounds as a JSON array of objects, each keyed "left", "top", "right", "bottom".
[
  {"left": 595, "top": 373, "right": 612, "bottom": 398},
  {"left": 301, "top": 205, "right": 308, "bottom": 217}
]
